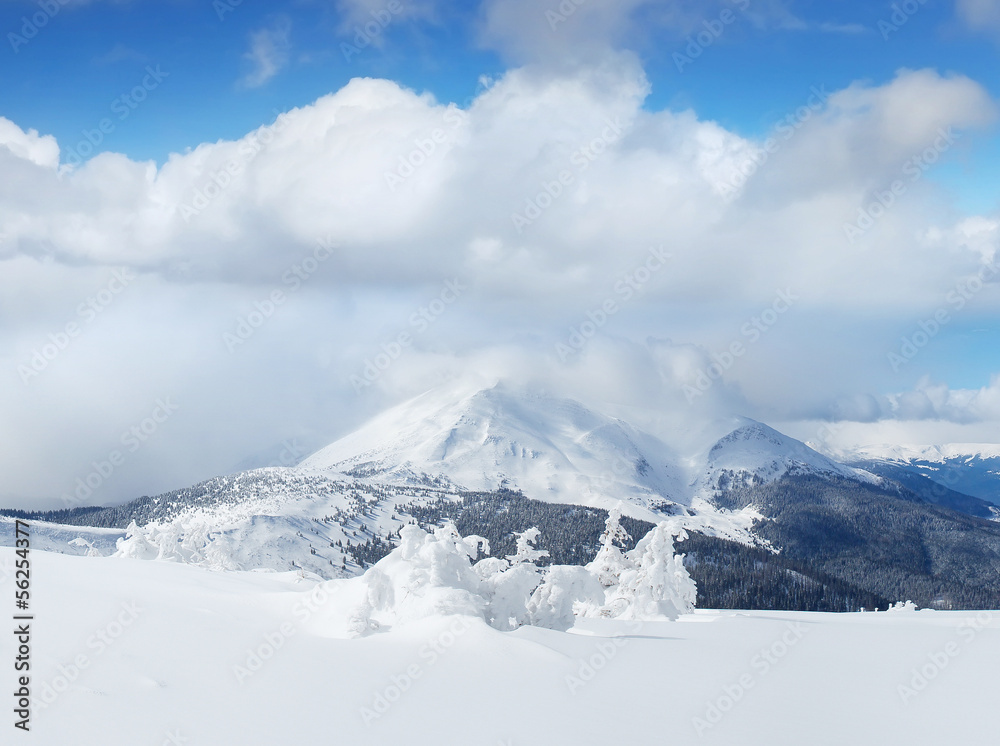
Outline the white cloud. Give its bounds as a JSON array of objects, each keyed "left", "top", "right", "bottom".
[
  {"left": 1, "top": 62, "right": 999, "bottom": 506},
  {"left": 240, "top": 18, "right": 292, "bottom": 89},
  {"left": 956, "top": 0, "right": 1000, "bottom": 38},
  {"left": 0, "top": 117, "right": 59, "bottom": 169},
  {"left": 477, "top": 0, "right": 871, "bottom": 65}
]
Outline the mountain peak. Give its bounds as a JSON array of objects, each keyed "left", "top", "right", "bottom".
[{"left": 300, "top": 383, "right": 687, "bottom": 519}]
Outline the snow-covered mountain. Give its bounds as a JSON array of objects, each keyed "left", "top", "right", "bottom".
[
  {"left": 302, "top": 382, "right": 689, "bottom": 516},
  {"left": 7, "top": 381, "right": 1000, "bottom": 607},
  {"left": 2, "top": 381, "right": 895, "bottom": 574},
  {"left": 843, "top": 443, "right": 1000, "bottom": 507},
  {"left": 693, "top": 419, "right": 877, "bottom": 495},
  {"left": 302, "top": 382, "right": 873, "bottom": 512}
]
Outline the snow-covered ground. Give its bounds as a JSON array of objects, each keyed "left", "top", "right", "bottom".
[{"left": 4, "top": 547, "right": 995, "bottom": 746}]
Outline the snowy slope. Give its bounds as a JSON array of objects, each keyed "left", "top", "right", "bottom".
[
  {"left": 4, "top": 547, "right": 997, "bottom": 746},
  {"left": 844, "top": 443, "right": 1000, "bottom": 506},
  {"left": 0, "top": 469, "right": 463, "bottom": 577}
]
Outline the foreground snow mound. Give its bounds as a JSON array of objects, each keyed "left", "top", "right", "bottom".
[{"left": 321, "top": 512, "right": 696, "bottom": 636}]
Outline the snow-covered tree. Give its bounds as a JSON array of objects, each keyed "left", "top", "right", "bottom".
[
  {"left": 113, "top": 519, "right": 239, "bottom": 570},
  {"left": 113, "top": 521, "right": 159, "bottom": 560},
  {"left": 69, "top": 537, "right": 102, "bottom": 557},
  {"left": 150, "top": 521, "right": 185, "bottom": 561},
  {"left": 527, "top": 565, "right": 605, "bottom": 631},
  {"left": 606, "top": 522, "right": 697, "bottom": 621},
  {"left": 477, "top": 528, "right": 549, "bottom": 630},
  {"left": 202, "top": 531, "right": 241, "bottom": 571},
  {"left": 342, "top": 522, "right": 488, "bottom": 633},
  {"left": 506, "top": 527, "right": 549, "bottom": 565},
  {"left": 586, "top": 503, "right": 634, "bottom": 588},
  {"left": 179, "top": 521, "right": 211, "bottom": 563}
]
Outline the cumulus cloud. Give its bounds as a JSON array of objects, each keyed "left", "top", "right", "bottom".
[
  {"left": 3, "top": 64, "right": 992, "bottom": 305},
  {"left": 0, "top": 118, "right": 59, "bottom": 169},
  {"left": 831, "top": 376, "right": 1000, "bottom": 424},
  {"left": 1, "top": 60, "right": 999, "bottom": 507}
]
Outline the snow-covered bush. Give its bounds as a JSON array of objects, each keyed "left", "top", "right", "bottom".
[
  {"left": 113, "top": 512, "right": 697, "bottom": 635},
  {"left": 335, "top": 515, "right": 696, "bottom": 635},
  {"left": 527, "top": 566, "right": 605, "bottom": 631},
  {"left": 114, "top": 521, "right": 160, "bottom": 560},
  {"left": 478, "top": 528, "right": 548, "bottom": 630},
  {"left": 113, "top": 519, "right": 240, "bottom": 570},
  {"left": 344, "top": 523, "right": 489, "bottom": 634},
  {"left": 69, "top": 537, "right": 103, "bottom": 557}
]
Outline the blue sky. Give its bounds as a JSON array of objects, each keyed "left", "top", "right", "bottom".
[
  {"left": 2, "top": 1, "right": 997, "bottom": 166},
  {"left": 2, "top": 0, "right": 997, "bottom": 216},
  {"left": 1, "top": 0, "right": 1000, "bottom": 506}
]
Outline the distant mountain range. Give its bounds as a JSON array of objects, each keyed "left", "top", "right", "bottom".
[
  {"left": 841, "top": 443, "right": 1000, "bottom": 515},
  {"left": 4, "top": 381, "right": 999, "bottom": 609}
]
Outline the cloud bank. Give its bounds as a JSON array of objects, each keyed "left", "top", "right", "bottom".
[{"left": 1, "top": 55, "right": 998, "bottom": 508}]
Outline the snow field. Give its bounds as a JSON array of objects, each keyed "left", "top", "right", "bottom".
[{"left": 3, "top": 548, "right": 997, "bottom": 746}]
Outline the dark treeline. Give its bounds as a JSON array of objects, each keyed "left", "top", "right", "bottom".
[
  {"left": 401, "top": 488, "right": 650, "bottom": 566},
  {"left": 716, "top": 474, "right": 1000, "bottom": 609},
  {"left": 400, "top": 489, "right": 889, "bottom": 611}
]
